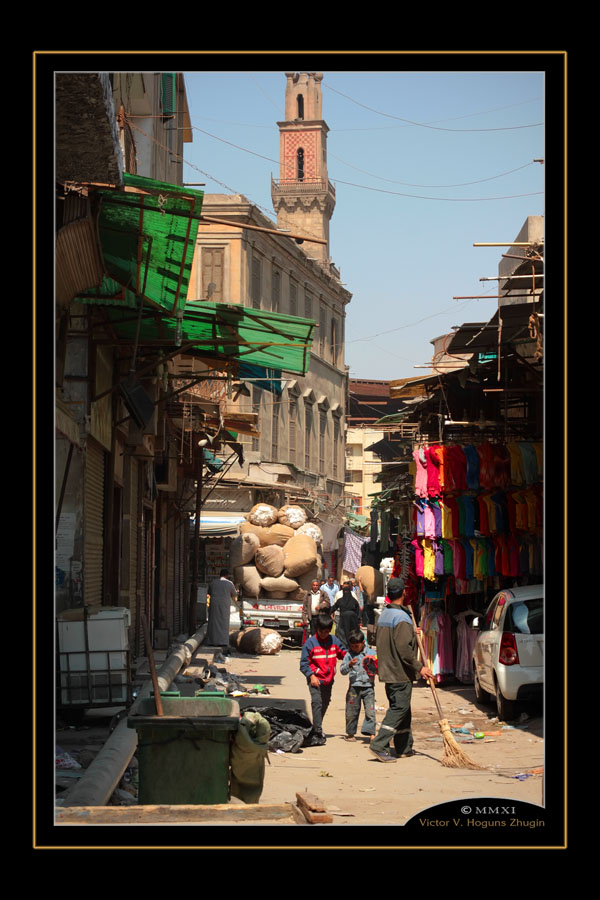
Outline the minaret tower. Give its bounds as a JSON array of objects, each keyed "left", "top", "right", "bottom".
[{"left": 271, "top": 72, "right": 336, "bottom": 265}]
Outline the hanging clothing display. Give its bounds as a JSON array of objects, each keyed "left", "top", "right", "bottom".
[
  {"left": 342, "top": 528, "right": 369, "bottom": 575},
  {"left": 454, "top": 611, "right": 479, "bottom": 683},
  {"left": 420, "top": 604, "right": 454, "bottom": 683}
]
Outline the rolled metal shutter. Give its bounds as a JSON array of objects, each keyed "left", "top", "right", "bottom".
[{"left": 84, "top": 438, "right": 105, "bottom": 607}]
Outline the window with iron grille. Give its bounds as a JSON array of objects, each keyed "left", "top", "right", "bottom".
[
  {"left": 289, "top": 280, "right": 297, "bottom": 316},
  {"left": 289, "top": 398, "right": 297, "bottom": 463},
  {"left": 272, "top": 397, "right": 280, "bottom": 459},
  {"left": 319, "top": 410, "right": 327, "bottom": 474},
  {"left": 252, "top": 386, "right": 261, "bottom": 451},
  {"left": 272, "top": 268, "right": 281, "bottom": 312},
  {"left": 320, "top": 305, "right": 327, "bottom": 356},
  {"left": 251, "top": 256, "right": 261, "bottom": 309}
]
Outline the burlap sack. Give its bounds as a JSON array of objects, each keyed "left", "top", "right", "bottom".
[
  {"left": 286, "top": 585, "right": 308, "bottom": 603},
  {"left": 254, "top": 544, "right": 285, "bottom": 578},
  {"left": 296, "top": 565, "right": 321, "bottom": 591},
  {"left": 283, "top": 533, "right": 318, "bottom": 578},
  {"left": 296, "top": 522, "right": 323, "bottom": 544},
  {"left": 230, "top": 532, "right": 260, "bottom": 568},
  {"left": 240, "top": 522, "right": 268, "bottom": 543},
  {"left": 356, "top": 565, "right": 384, "bottom": 604},
  {"left": 234, "top": 564, "right": 262, "bottom": 599},
  {"left": 260, "top": 574, "right": 300, "bottom": 593},
  {"left": 259, "top": 523, "right": 295, "bottom": 547},
  {"left": 247, "top": 504, "right": 279, "bottom": 527},
  {"left": 237, "top": 627, "right": 283, "bottom": 655},
  {"left": 277, "top": 505, "right": 307, "bottom": 529},
  {"left": 260, "top": 589, "right": 289, "bottom": 600}
]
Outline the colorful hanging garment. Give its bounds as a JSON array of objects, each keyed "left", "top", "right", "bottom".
[
  {"left": 414, "top": 448, "right": 428, "bottom": 497},
  {"left": 464, "top": 444, "right": 481, "bottom": 490},
  {"left": 454, "top": 613, "right": 479, "bottom": 683},
  {"left": 519, "top": 442, "right": 539, "bottom": 484},
  {"left": 425, "top": 445, "right": 442, "bottom": 497},
  {"left": 507, "top": 442, "right": 525, "bottom": 485}
]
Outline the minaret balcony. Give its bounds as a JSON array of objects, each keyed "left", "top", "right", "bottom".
[{"left": 271, "top": 175, "right": 336, "bottom": 199}]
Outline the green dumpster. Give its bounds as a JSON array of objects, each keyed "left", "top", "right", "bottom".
[{"left": 127, "top": 694, "right": 240, "bottom": 805}]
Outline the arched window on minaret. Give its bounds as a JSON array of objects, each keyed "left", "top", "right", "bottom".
[
  {"left": 297, "top": 147, "right": 304, "bottom": 181},
  {"left": 297, "top": 93, "right": 304, "bottom": 120}
]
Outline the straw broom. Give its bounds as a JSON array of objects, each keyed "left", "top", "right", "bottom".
[{"left": 409, "top": 606, "right": 484, "bottom": 770}]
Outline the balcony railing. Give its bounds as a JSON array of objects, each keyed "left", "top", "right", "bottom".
[{"left": 271, "top": 175, "right": 335, "bottom": 197}]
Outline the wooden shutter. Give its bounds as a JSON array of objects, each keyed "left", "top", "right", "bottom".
[
  {"left": 251, "top": 256, "right": 261, "bottom": 309},
  {"left": 201, "top": 248, "right": 224, "bottom": 301}
]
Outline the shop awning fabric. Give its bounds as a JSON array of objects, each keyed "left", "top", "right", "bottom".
[
  {"left": 78, "top": 173, "right": 205, "bottom": 315},
  {"left": 101, "top": 301, "right": 315, "bottom": 376}
]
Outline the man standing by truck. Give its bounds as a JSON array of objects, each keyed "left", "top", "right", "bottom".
[{"left": 206, "top": 569, "right": 239, "bottom": 659}]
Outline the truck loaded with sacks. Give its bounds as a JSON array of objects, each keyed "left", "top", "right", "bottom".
[{"left": 230, "top": 503, "right": 325, "bottom": 643}]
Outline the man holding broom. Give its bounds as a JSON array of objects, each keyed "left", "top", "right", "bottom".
[{"left": 370, "top": 577, "right": 434, "bottom": 763}]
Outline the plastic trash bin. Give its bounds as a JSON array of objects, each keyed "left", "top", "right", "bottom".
[{"left": 127, "top": 694, "right": 240, "bottom": 805}]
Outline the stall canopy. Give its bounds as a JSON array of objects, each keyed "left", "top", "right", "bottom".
[
  {"left": 98, "top": 302, "right": 315, "bottom": 376},
  {"left": 190, "top": 513, "right": 248, "bottom": 537},
  {"left": 77, "top": 173, "right": 205, "bottom": 315}
]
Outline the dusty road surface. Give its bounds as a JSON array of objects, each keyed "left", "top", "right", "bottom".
[{"left": 188, "top": 638, "right": 544, "bottom": 827}]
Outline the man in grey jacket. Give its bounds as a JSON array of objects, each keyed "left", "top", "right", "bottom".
[{"left": 370, "top": 577, "right": 434, "bottom": 763}]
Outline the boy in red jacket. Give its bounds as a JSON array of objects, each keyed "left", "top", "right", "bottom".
[{"left": 299, "top": 612, "right": 347, "bottom": 745}]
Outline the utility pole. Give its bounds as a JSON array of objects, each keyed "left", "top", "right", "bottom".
[{"left": 188, "top": 443, "right": 204, "bottom": 635}]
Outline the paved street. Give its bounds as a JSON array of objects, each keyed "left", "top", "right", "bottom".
[{"left": 187, "top": 639, "right": 544, "bottom": 826}]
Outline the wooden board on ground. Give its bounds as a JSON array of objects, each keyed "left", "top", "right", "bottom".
[
  {"left": 55, "top": 802, "right": 296, "bottom": 825},
  {"left": 295, "top": 792, "right": 333, "bottom": 824}
]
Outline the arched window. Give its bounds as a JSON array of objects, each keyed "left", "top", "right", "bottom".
[
  {"left": 297, "top": 147, "right": 304, "bottom": 181},
  {"left": 297, "top": 94, "right": 304, "bottom": 119}
]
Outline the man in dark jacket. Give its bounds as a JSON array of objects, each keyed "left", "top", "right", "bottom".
[
  {"left": 370, "top": 577, "right": 434, "bottom": 763},
  {"left": 301, "top": 580, "right": 331, "bottom": 636}
]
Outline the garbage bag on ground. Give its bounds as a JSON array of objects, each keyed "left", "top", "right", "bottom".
[
  {"left": 229, "top": 711, "right": 270, "bottom": 804},
  {"left": 243, "top": 705, "right": 315, "bottom": 753}
]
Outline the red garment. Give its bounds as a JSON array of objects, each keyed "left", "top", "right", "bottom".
[
  {"left": 451, "top": 540, "right": 466, "bottom": 580},
  {"left": 507, "top": 535, "right": 521, "bottom": 577},
  {"left": 477, "top": 442, "right": 495, "bottom": 489},
  {"left": 425, "top": 445, "right": 442, "bottom": 497},
  {"left": 446, "top": 445, "right": 467, "bottom": 492}
]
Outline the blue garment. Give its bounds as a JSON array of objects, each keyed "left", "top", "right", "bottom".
[
  {"left": 464, "top": 444, "right": 481, "bottom": 490},
  {"left": 340, "top": 643, "right": 376, "bottom": 688},
  {"left": 463, "top": 495, "right": 475, "bottom": 538},
  {"left": 461, "top": 538, "right": 474, "bottom": 580},
  {"left": 321, "top": 581, "right": 340, "bottom": 604}
]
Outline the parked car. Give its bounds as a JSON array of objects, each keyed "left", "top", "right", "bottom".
[{"left": 471, "top": 585, "right": 543, "bottom": 720}]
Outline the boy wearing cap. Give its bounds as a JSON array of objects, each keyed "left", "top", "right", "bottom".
[{"left": 370, "top": 577, "right": 434, "bottom": 763}]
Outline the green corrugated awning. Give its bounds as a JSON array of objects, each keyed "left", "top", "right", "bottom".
[
  {"left": 347, "top": 512, "right": 368, "bottom": 528},
  {"left": 77, "top": 173, "right": 204, "bottom": 315},
  {"left": 100, "top": 301, "right": 316, "bottom": 375},
  {"left": 374, "top": 410, "right": 413, "bottom": 425}
]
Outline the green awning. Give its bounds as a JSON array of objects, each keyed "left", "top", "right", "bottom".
[
  {"left": 347, "top": 512, "right": 368, "bottom": 528},
  {"left": 100, "top": 301, "right": 316, "bottom": 376},
  {"left": 373, "top": 410, "right": 413, "bottom": 426},
  {"left": 77, "top": 173, "right": 204, "bottom": 315}
]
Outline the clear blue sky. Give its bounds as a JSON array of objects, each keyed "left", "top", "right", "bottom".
[{"left": 182, "top": 69, "right": 544, "bottom": 381}]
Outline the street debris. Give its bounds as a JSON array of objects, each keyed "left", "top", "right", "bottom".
[
  {"left": 56, "top": 747, "right": 82, "bottom": 769},
  {"left": 319, "top": 771, "right": 333, "bottom": 777}
]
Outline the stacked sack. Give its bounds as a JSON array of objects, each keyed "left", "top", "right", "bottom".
[{"left": 231, "top": 504, "right": 324, "bottom": 602}]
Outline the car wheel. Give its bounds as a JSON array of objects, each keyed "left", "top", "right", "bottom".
[
  {"left": 473, "top": 664, "right": 492, "bottom": 705},
  {"left": 495, "top": 679, "right": 517, "bottom": 721}
]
